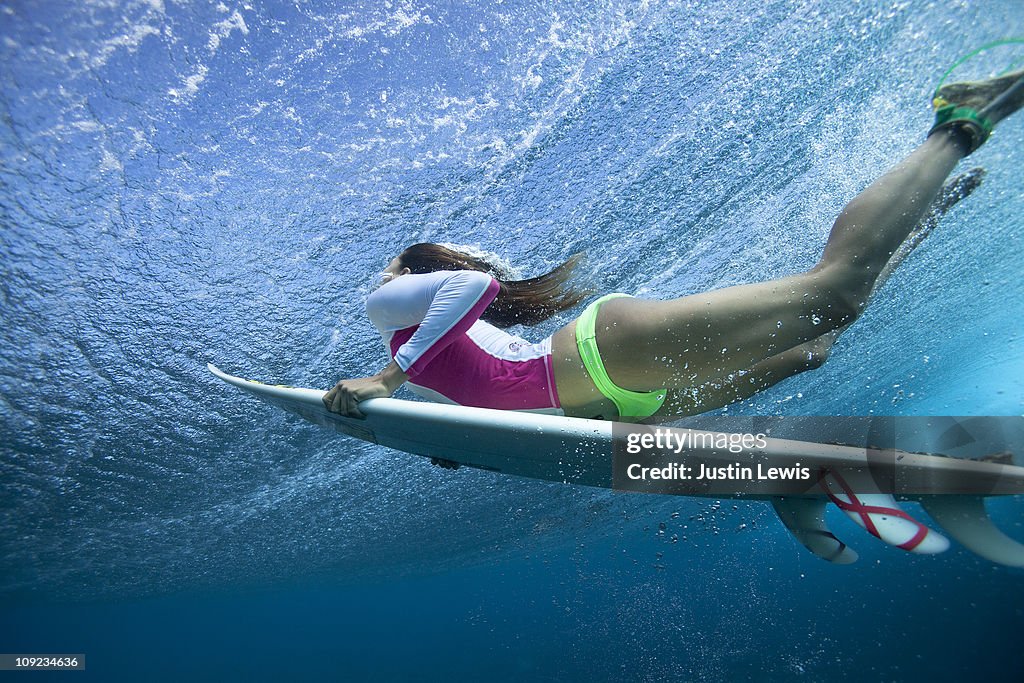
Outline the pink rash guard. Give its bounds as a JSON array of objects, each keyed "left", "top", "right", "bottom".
[{"left": 366, "top": 270, "right": 563, "bottom": 414}]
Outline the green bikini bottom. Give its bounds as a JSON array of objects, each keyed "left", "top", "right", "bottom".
[{"left": 575, "top": 293, "right": 667, "bottom": 420}]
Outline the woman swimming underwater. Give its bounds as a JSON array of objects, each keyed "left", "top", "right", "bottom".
[{"left": 324, "top": 69, "right": 1024, "bottom": 422}]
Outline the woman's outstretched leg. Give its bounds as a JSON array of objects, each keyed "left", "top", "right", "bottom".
[
  {"left": 648, "top": 166, "right": 987, "bottom": 418},
  {"left": 814, "top": 132, "right": 964, "bottom": 295},
  {"left": 594, "top": 133, "right": 966, "bottom": 390},
  {"left": 594, "top": 70, "right": 1024, "bottom": 393},
  {"left": 818, "top": 66, "right": 1024, "bottom": 285}
]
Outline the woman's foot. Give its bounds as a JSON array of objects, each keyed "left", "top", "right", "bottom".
[
  {"left": 929, "top": 67, "right": 1024, "bottom": 153},
  {"left": 933, "top": 67, "right": 1024, "bottom": 112}
]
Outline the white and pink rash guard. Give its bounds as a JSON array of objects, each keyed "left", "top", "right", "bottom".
[{"left": 366, "top": 270, "right": 563, "bottom": 414}]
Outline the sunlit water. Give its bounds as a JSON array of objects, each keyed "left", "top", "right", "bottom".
[{"left": 2, "top": 1, "right": 1023, "bottom": 680}]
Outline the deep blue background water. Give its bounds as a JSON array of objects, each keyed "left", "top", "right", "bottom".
[{"left": 2, "top": 0, "right": 1023, "bottom": 680}]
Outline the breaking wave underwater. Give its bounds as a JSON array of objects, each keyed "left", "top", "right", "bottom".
[{"left": 2, "top": 1, "right": 1023, "bottom": 680}]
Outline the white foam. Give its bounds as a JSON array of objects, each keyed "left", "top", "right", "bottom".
[
  {"left": 71, "top": 120, "right": 103, "bottom": 133},
  {"left": 341, "top": 3, "right": 434, "bottom": 40},
  {"left": 168, "top": 64, "right": 209, "bottom": 102},
  {"left": 208, "top": 9, "right": 249, "bottom": 54},
  {"left": 99, "top": 149, "right": 123, "bottom": 173},
  {"left": 437, "top": 243, "right": 524, "bottom": 279},
  {"left": 89, "top": 23, "right": 161, "bottom": 69}
]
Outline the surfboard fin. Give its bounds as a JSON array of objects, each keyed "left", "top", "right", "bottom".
[
  {"left": 819, "top": 472, "right": 950, "bottom": 555},
  {"left": 771, "top": 498, "right": 859, "bottom": 564},
  {"left": 919, "top": 496, "right": 1024, "bottom": 567}
]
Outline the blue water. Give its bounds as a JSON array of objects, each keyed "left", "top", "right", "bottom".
[{"left": 2, "top": 0, "right": 1023, "bottom": 680}]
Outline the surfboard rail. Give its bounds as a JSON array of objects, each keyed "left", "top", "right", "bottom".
[{"left": 208, "top": 364, "right": 1024, "bottom": 567}]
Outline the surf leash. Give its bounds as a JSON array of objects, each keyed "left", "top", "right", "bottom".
[{"left": 932, "top": 38, "right": 1024, "bottom": 103}]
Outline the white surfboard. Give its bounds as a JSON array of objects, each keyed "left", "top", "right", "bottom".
[{"left": 208, "top": 364, "right": 1024, "bottom": 566}]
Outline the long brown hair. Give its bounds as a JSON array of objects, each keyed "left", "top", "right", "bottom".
[{"left": 397, "top": 243, "right": 589, "bottom": 327}]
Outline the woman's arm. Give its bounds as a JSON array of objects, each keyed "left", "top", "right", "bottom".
[
  {"left": 326, "top": 270, "right": 497, "bottom": 417},
  {"left": 322, "top": 360, "right": 410, "bottom": 418},
  {"left": 372, "top": 270, "right": 498, "bottom": 378}
]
